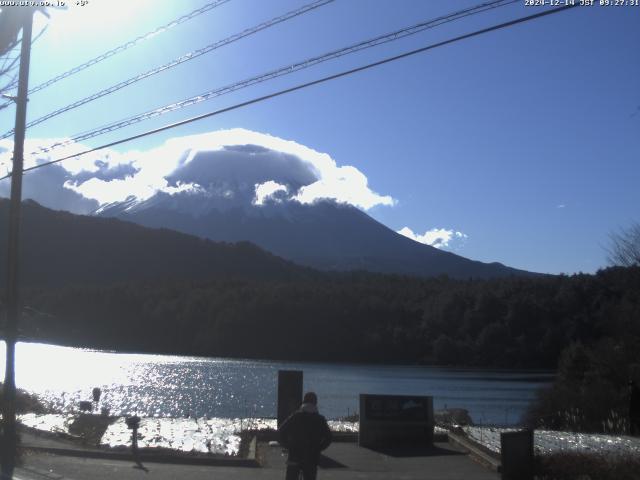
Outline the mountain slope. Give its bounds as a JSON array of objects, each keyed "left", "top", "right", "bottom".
[
  {"left": 96, "top": 192, "right": 535, "bottom": 279},
  {"left": 0, "top": 199, "right": 309, "bottom": 288}
]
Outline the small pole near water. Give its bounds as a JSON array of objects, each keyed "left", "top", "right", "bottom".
[
  {"left": 125, "top": 415, "right": 148, "bottom": 471},
  {"left": 126, "top": 415, "right": 141, "bottom": 458},
  {"left": 92, "top": 387, "right": 102, "bottom": 414}
]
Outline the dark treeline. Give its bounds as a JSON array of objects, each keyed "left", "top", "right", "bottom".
[{"left": 21, "top": 266, "right": 640, "bottom": 370}]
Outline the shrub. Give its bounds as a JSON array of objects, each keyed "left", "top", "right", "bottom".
[
  {"left": 535, "top": 452, "right": 640, "bottom": 480},
  {"left": 0, "top": 383, "right": 47, "bottom": 414},
  {"left": 525, "top": 338, "right": 638, "bottom": 434}
]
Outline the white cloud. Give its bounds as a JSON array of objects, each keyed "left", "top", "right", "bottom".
[
  {"left": 0, "top": 129, "right": 395, "bottom": 212},
  {"left": 0, "top": 137, "right": 135, "bottom": 176},
  {"left": 254, "top": 180, "right": 288, "bottom": 206},
  {"left": 293, "top": 164, "right": 394, "bottom": 210},
  {"left": 398, "top": 226, "right": 468, "bottom": 249}
]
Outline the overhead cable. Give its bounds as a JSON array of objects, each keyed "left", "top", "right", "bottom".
[
  {"left": 0, "top": 0, "right": 335, "bottom": 139},
  {"left": 0, "top": 1, "right": 231, "bottom": 109},
  {"left": 0, "top": 25, "right": 45, "bottom": 106},
  {"left": 9, "top": 0, "right": 231, "bottom": 99},
  {"left": 30, "top": 0, "right": 516, "bottom": 155},
  {"left": 0, "top": 2, "right": 578, "bottom": 182}
]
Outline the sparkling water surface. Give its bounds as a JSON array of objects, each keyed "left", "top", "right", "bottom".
[{"left": 1, "top": 342, "right": 553, "bottom": 425}]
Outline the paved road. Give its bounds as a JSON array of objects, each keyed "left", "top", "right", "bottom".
[{"left": 16, "top": 441, "right": 499, "bottom": 480}]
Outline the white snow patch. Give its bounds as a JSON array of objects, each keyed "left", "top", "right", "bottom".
[{"left": 462, "top": 426, "right": 640, "bottom": 456}]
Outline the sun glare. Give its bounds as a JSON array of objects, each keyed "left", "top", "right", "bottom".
[{"left": 44, "top": 0, "right": 153, "bottom": 40}]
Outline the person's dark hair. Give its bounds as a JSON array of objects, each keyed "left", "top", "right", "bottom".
[{"left": 303, "top": 391, "right": 318, "bottom": 405}]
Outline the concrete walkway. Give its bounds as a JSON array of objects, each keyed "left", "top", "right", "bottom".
[{"left": 16, "top": 439, "right": 499, "bottom": 480}]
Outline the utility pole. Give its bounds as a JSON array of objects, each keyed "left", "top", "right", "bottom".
[{"left": 2, "top": 8, "right": 34, "bottom": 480}]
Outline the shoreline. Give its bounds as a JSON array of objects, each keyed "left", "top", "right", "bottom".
[{"left": 12, "top": 339, "right": 559, "bottom": 373}]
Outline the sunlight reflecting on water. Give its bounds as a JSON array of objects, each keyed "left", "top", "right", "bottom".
[
  {"left": 0, "top": 342, "right": 553, "bottom": 424},
  {"left": 1, "top": 342, "right": 276, "bottom": 418}
]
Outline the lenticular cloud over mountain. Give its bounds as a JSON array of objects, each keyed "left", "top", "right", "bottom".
[
  {"left": 0, "top": 129, "right": 395, "bottom": 213},
  {"left": 0, "top": 130, "right": 534, "bottom": 279}
]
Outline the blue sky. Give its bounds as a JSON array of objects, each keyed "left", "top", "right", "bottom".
[{"left": 0, "top": 0, "right": 638, "bottom": 274}]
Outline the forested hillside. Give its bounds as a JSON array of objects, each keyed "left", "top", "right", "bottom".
[
  {"left": 22, "top": 267, "right": 640, "bottom": 369},
  {"left": 4, "top": 199, "right": 639, "bottom": 372},
  {"left": 0, "top": 199, "right": 311, "bottom": 287}
]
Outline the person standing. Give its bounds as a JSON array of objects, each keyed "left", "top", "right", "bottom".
[{"left": 278, "top": 392, "right": 332, "bottom": 480}]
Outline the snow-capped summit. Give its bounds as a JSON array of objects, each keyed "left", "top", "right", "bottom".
[{"left": 90, "top": 135, "right": 532, "bottom": 279}]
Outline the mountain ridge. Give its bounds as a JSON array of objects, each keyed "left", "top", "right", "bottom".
[
  {"left": 96, "top": 190, "right": 537, "bottom": 279},
  {"left": 0, "top": 199, "right": 310, "bottom": 288}
]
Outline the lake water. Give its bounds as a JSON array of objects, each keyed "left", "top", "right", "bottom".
[{"left": 1, "top": 342, "right": 553, "bottom": 425}]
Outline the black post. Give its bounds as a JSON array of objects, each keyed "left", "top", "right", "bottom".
[
  {"left": 2, "top": 8, "right": 34, "bottom": 480},
  {"left": 501, "top": 429, "right": 534, "bottom": 480},
  {"left": 277, "top": 370, "right": 303, "bottom": 427}
]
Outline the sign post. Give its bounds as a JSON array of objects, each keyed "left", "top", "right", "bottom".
[
  {"left": 277, "top": 370, "right": 303, "bottom": 427},
  {"left": 358, "top": 394, "right": 434, "bottom": 448},
  {"left": 500, "top": 430, "right": 534, "bottom": 480}
]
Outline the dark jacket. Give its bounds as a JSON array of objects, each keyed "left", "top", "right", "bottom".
[{"left": 278, "top": 406, "right": 332, "bottom": 465}]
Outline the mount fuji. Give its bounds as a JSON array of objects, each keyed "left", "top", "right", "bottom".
[{"left": 90, "top": 137, "right": 533, "bottom": 279}]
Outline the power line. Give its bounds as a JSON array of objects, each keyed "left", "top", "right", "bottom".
[
  {"left": 0, "top": 81, "right": 18, "bottom": 103},
  {"left": 0, "top": 25, "right": 46, "bottom": 88},
  {"left": 0, "top": 36, "right": 23, "bottom": 91},
  {"left": 0, "top": 9, "right": 22, "bottom": 57},
  {"left": 0, "top": 69, "right": 19, "bottom": 96},
  {"left": 29, "top": 0, "right": 517, "bottom": 156},
  {"left": 0, "top": 3, "right": 578, "bottom": 182},
  {"left": 0, "top": 0, "right": 231, "bottom": 108},
  {"left": 0, "top": 26, "right": 43, "bottom": 107},
  {"left": 0, "top": 54, "right": 20, "bottom": 78},
  {"left": 0, "top": 0, "right": 335, "bottom": 139}
]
